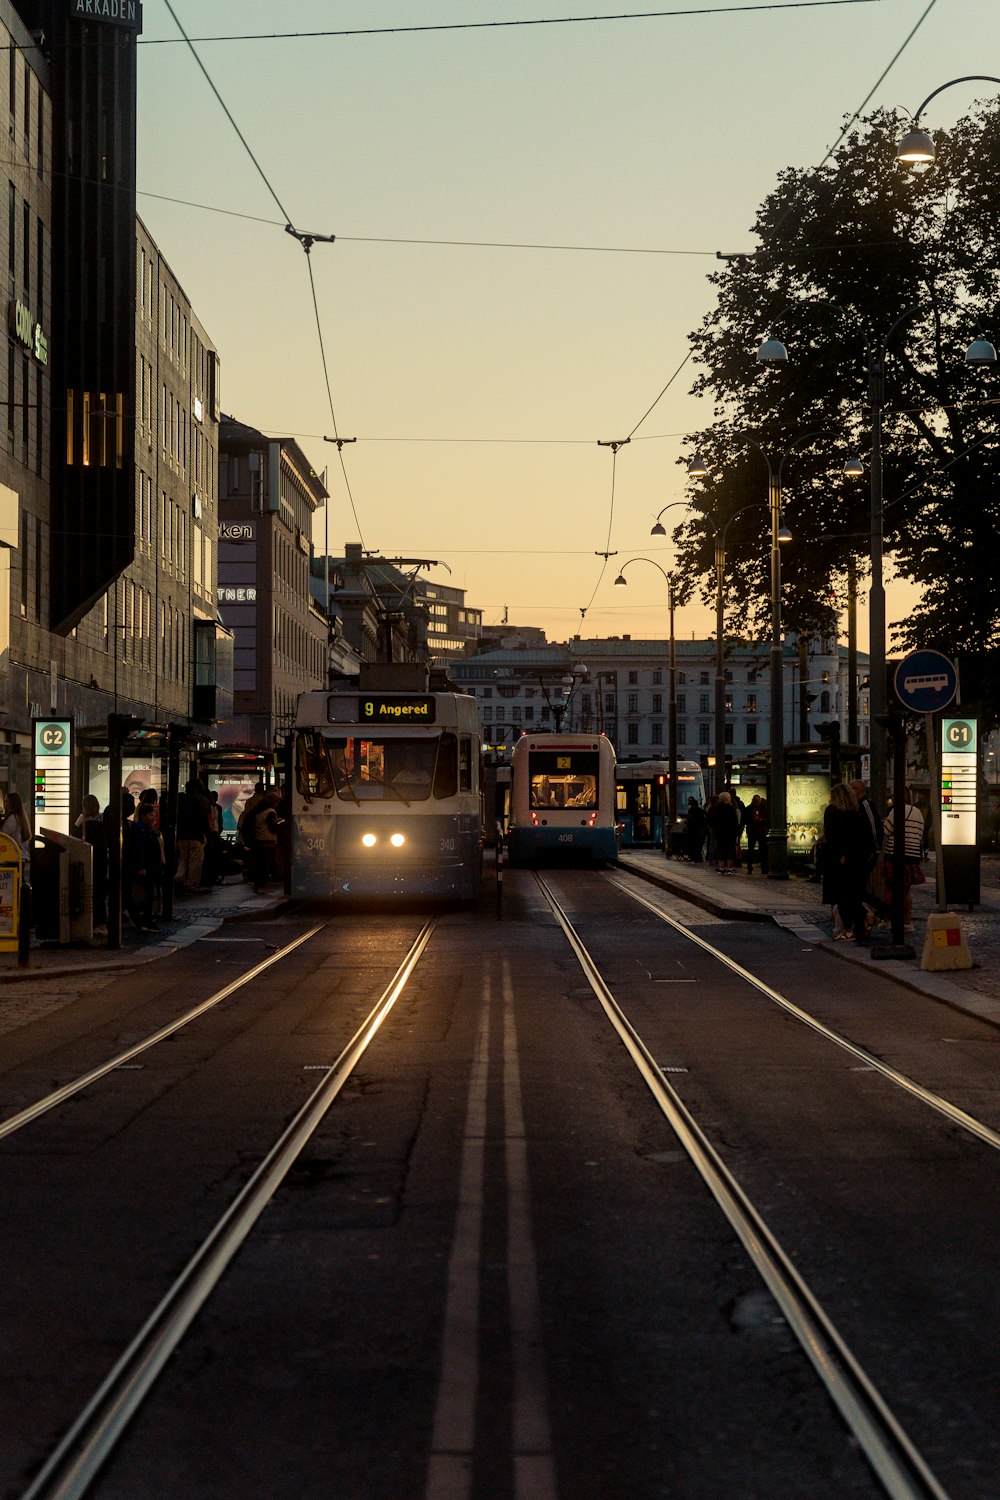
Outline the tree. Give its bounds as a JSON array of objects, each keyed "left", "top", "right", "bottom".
[{"left": 673, "top": 104, "right": 1000, "bottom": 722}]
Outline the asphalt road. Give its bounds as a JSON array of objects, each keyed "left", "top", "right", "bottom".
[{"left": 3, "top": 871, "right": 1000, "bottom": 1499}]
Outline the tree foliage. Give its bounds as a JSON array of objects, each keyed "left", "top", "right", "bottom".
[{"left": 673, "top": 103, "right": 1000, "bottom": 723}]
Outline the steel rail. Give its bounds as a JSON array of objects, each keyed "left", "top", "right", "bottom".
[
  {"left": 608, "top": 873, "right": 1000, "bottom": 1152},
  {"left": 0, "top": 926, "right": 326, "bottom": 1142},
  {"left": 20, "top": 918, "right": 437, "bottom": 1500},
  {"left": 536, "top": 873, "right": 953, "bottom": 1500}
]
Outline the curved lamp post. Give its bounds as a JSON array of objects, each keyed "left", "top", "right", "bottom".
[
  {"left": 896, "top": 74, "right": 1000, "bottom": 162},
  {"left": 650, "top": 497, "right": 696, "bottom": 537},
  {"left": 614, "top": 558, "right": 677, "bottom": 853}
]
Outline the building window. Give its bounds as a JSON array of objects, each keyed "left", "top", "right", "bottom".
[
  {"left": 512, "top": 706, "right": 521, "bottom": 721},
  {"left": 725, "top": 722, "right": 734, "bottom": 744},
  {"left": 482, "top": 706, "right": 491, "bottom": 721},
  {"left": 677, "top": 694, "right": 686, "bottom": 713},
  {"left": 652, "top": 669, "right": 662, "bottom": 685},
  {"left": 524, "top": 706, "right": 534, "bottom": 721},
  {"left": 482, "top": 686, "right": 492, "bottom": 698},
  {"left": 627, "top": 693, "right": 638, "bottom": 713},
  {"left": 699, "top": 722, "right": 710, "bottom": 746},
  {"left": 628, "top": 670, "right": 638, "bottom": 685},
  {"left": 746, "top": 722, "right": 758, "bottom": 745},
  {"left": 746, "top": 694, "right": 757, "bottom": 713},
  {"left": 678, "top": 672, "right": 686, "bottom": 684},
  {"left": 820, "top": 690, "right": 830, "bottom": 712},
  {"left": 652, "top": 694, "right": 661, "bottom": 713},
  {"left": 725, "top": 694, "right": 733, "bottom": 713},
  {"left": 651, "top": 721, "right": 662, "bottom": 745},
  {"left": 699, "top": 693, "right": 709, "bottom": 713},
  {"left": 677, "top": 723, "right": 687, "bottom": 744},
  {"left": 627, "top": 723, "right": 639, "bottom": 745},
  {"left": 700, "top": 671, "right": 709, "bottom": 685}
]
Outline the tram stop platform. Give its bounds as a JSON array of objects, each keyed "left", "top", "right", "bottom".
[
  {"left": 0, "top": 874, "right": 289, "bottom": 987},
  {"left": 617, "top": 847, "right": 1000, "bottom": 1029}
]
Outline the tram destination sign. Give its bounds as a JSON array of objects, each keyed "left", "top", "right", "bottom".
[{"left": 357, "top": 695, "right": 437, "bottom": 725}]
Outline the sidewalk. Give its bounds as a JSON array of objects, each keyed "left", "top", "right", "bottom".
[
  {"left": 0, "top": 876, "right": 289, "bottom": 985},
  {"left": 617, "top": 848, "right": 1000, "bottom": 1028}
]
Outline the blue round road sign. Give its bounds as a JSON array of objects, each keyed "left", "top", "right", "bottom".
[{"left": 894, "top": 650, "right": 958, "bottom": 713}]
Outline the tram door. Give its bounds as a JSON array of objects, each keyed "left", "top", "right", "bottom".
[{"left": 633, "top": 780, "right": 653, "bottom": 843}]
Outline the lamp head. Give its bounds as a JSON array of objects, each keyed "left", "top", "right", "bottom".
[
  {"left": 686, "top": 454, "right": 707, "bottom": 477},
  {"left": 843, "top": 455, "right": 865, "bottom": 479},
  {"left": 756, "top": 337, "right": 789, "bottom": 365},
  {"left": 613, "top": 572, "right": 627, "bottom": 587},
  {"left": 964, "top": 337, "right": 997, "bottom": 367},
  {"left": 778, "top": 526, "right": 793, "bottom": 544},
  {"left": 650, "top": 521, "right": 666, "bottom": 536},
  {"left": 896, "top": 126, "right": 935, "bottom": 164}
]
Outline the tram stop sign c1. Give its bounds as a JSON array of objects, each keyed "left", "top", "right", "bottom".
[{"left": 893, "top": 650, "right": 958, "bottom": 714}]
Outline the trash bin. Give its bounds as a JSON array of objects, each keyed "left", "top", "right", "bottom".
[{"left": 33, "top": 830, "right": 93, "bottom": 943}]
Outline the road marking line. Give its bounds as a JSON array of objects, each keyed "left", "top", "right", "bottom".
[
  {"left": 426, "top": 978, "right": 490, "bottom": 1500},
  {"left": 503, "top": 960, "right": 557, "bottom": 1500}
]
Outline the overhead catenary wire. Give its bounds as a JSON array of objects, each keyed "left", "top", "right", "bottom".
[
  {"left": 161, "top": 0, "right": 367, "bottom": 549},
  {"left": 137, "top": 1, "right": 880, "bottom": 47}
]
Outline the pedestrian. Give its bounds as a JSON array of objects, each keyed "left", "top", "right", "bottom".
[
  {"left": 882, "top": 791, "right": 926, "bottom": 932},
  {"left": 709, "top": 790, "right": 740, "bottom": 875},
  {"left": 744, "top": 794, "right": 769, "bottom": 874},
  {"left": 850, "top": 778, "right": 887, "bottom": 925},
  {"left": 685, "top": 800, "right": 706, "bottom": 862},
  {"left": 822, "top": 782, "right": 868, "bottom": 942},
  {"left": 175, "top": 779, "right": 210, "bottom": 893},
  {"left": 123, "top": 801, "right": 163, "bottom": 932},
  {"left": 1, "top": 790, "right": 32, "bottom": 860},
  {"left": 723, "top": 783, "right": 746, "bottom": 866},
  {"left": 76, "top": 794, "right": 108, "bottom": 935},
  {"left": 250, "top": 790, "right": 282, "bottom": 891}
]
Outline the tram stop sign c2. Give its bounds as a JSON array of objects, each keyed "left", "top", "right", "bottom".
[{"left": 893, "top": 650, "right": 958, "bottom": 714}]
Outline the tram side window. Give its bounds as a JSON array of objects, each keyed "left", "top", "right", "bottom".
[
  {"left": 459, "top": 735, "right": 473, "bottom": 792},
  {"left": 295, "top": 732, "right": 334, "bottom": 800},
  {"left": 433, "top": 733, "right": 459, "bottom": 799}
]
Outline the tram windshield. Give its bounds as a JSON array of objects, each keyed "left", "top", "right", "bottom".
[
  {"left": 528, "top": 749, "right": 600, "bottom": 810},
  {"left": 296, "top": 731, "right": 458, "bottom": 803}
]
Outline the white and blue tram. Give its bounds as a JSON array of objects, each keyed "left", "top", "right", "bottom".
[
  {"left": 291, "top": 685, "right": 483, "bottom": 901},
  {"left": 506, "top": 733, "right": 619, "bottom": 865},
  {"left": 615, "top": 759, "right": 706, "bottom": 849}
]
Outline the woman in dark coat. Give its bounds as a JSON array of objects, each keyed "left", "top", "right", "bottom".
[
  {"left": 685, "top": 800, "right": 706, "bottom": 862},
  {"left": 822, "top": 782, "right": 868, "bottom": 941},
  {"left": 709, "top": 791, "right": 740, "bottom": 875}
]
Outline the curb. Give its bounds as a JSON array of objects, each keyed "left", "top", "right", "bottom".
[{"left": 0, "top": 894, "right": 290, "bottom": 984}]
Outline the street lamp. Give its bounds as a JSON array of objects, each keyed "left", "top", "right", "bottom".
[
  {"left": 650, "top": 499, "right": 693, "bottom": 537},
  {"left": 614, "top": 558, "right": 676, "bottom": 853},
  {"left": 895, "top": 74, "right": 1000, "bottom": 162}
]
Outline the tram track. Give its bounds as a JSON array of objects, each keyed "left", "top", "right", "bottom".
[
  {"left": 606, "top": 872, "right": 1000, "bottom": 1153},
  {"left": 0, "top": 926, "right": 325, "bottom": 1144},
  {"left": 8, "top": 918, "right": 438, "bottom": 1500},
  {"left": 535, "top": 871, "right": 954, "bottom": 1500}
]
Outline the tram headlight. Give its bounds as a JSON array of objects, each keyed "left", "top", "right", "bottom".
[
  {"left": 390, "top": 833, "right": 405, "bottom": 847},
  {"left": 361, "top": 833, "right": 377, "bottom": 848}
]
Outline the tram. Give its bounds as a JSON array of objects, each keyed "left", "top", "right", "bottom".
[
  {"left": 615, "top": 759, "right": 706, "bottom": 849},
  {"left": 506, "top": 732, "right": 619, "bottom": 865},
  {"left": 290, "top": 678, "right": 483, "bottom": 901}
]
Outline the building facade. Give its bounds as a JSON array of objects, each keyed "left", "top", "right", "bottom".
[
  {"left": 451, "top": 634, "right": 870, "bottom": 771},
  {"left": 217, "top": 416, "right": 328, "bottom": 749}
]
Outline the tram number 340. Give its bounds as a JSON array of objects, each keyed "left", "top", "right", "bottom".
[
  {"left": 305, "top": 837, "right": 326, "bottom": 851},
  {"left": 440, "top": 837, "right": 457, "bottom": 852}
]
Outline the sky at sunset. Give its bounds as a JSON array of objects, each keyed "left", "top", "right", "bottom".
[{"left": 135, "top": 0, "right": 996, "bottom": 647}]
